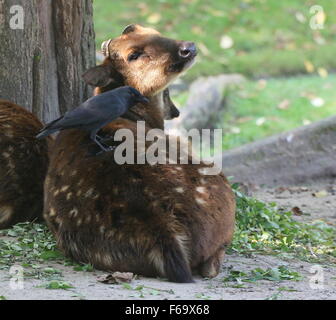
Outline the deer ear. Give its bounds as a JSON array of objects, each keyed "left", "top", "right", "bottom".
[
  {"left": 82, "top": 65, "right": 113, "bottom": 87},
  {"left": 122, "top": 24, "right": 137, "bottom": 35},
  {"left": 82, "top": 60, "right": 124, "bottom": 88}
]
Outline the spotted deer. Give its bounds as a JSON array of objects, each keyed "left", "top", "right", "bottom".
[
  {"left": 0, "top": 100, "right": 51, "bottom": 229},
  {"left": 44, "top": 24, "right": 235, "bottom": 283}
]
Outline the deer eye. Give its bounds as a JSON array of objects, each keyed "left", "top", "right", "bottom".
[{"left": 128, "top": 51, "right": 142, "bottom": 61}]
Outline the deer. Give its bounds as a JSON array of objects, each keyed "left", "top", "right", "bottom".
[
  {"left": 0, "top": 100, "right": 51, "bottom": 229},
  {"left": 43, "top": 24, "right": 236, "bottom": 283}
]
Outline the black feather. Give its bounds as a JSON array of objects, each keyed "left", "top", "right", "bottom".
[{"left": 36, "top": 86, "right": 148, "bottom": 152}]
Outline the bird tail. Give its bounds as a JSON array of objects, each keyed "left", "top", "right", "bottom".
[{"left": 36, "top": 116, "right": 63, "bottom": 139}]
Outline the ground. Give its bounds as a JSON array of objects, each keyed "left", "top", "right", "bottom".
[
  {"left": 0, "top": 253, "right": 335, "bottom": 300},
  {"left": 0, "top": 185, "right": 335, "bottom": 300}
]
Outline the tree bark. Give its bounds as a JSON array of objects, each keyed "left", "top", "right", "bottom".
[{"left": 0, "top": 0, "right": 95, "bottom": 123}]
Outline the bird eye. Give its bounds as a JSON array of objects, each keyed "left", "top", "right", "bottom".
[{"left": 128, "top": 51, "right": 142, "bottom": 61}]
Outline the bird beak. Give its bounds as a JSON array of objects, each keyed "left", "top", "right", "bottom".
[{"left": 138, "top": 96, "right": 150, "bottom": 104}]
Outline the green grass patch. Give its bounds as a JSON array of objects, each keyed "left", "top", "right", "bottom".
[
  {"left": 121, "top": 283, "right": 175, "bottom": 298},
  {"left": 231, "top": 184, "right": 336, "bottom": 264},
  {"left": 0, "top": 223, "right": 64, "bottom": 279},
  {"left": 220, "top": 74, "right": 336, "bottom": 150},
  {"left": 0, "top": 223, "right": 63, "bottom": 267},
  {"left": 223, "top": 266, "right": 302, "bottom": 284},
  {"left": 93, "top": 0, "right": 336, "bottom": 79},
  {"left": 40, "top": 280, "right": 73, "bottom": 290},
  {"left": 73, "top": 264, "right": 94, "bottom": 272}
]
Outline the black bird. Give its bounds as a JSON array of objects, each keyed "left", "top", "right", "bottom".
[{"left": 36, "top": 86, "right": 149, "bottom": 152}]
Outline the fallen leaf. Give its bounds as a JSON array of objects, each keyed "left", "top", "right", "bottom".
[
  {"left": 275, "top": 187, "right": 287, "bottom": 194},
  {"left": 278, "top": 99, "right": 290, "bottom": 110},
  {"left": 230, "top": 127, "right": 241, "bottom": 134},
  {"left": 313, "top": 34, "right": 326, "bottom": 45},
  {"left": 220, "top": 35, "right": 234, "bottom": 49},
  {"left": 295, "top": 12, "right": 306, "bottom": 23},
  {"left": 304, "top": 60, "right": 314, "bottom": 73},
  {"left": 137, "top": 3, "right": 149, "bottom": 15},
  {"left": 256, "top": 117, "right": 266, "bottom": 126},
  {"left": 317, "top": 68, "right": 328, "bottom": 78},
  {"left": 310, "top": 97, "right": 325, "bottom": 107},
  {"left": 291, "top": 207, "right": 303, "bottom": 216},
  {"left": 300, "top": 91, "right": 315, "bottom": 99},
  {"left": 191, "top": 25, "right": 203, "bottom": 35},
  {"left": 315, "top": 10, "right": 326, "bottom": 27},
  {"left": 97, "top": 272, "right": 134, "bottom": 284},
  {"left": 237, "top": 50, "right": 247, "bottom": 56},
  {"left": 207, "top": 8, "right": 225, "bottom": 17},
  {"left": 285, "top": 42, "right": 297, "bottom": 50},
  {"left": 256, "top": 79, "right": 267, "bottom": 90},
  {"left": 312, "top": 190, "right": 328, "bottom": 198},
  {"left": 236, "top": 116, "right": 253, "bottom": 123},
  {"left": 146, "top": 13, "right": 161, "bottom": 24}
]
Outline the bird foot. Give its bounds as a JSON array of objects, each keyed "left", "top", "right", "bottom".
[
  {"left": 96, "top": 134, "right": 113, "bottom": 142},
  {"left": 101, "top": 145, "right": 117, "bottom": 152}
]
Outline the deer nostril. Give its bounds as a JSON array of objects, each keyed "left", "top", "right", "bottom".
[
  {"left": 178, "top": 42, "right": 197, "bottom": 59},
  {"left": 179, "top": 49, "right": 191, "bottom": 58}
]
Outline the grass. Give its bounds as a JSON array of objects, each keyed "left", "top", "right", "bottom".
[
  {"left": 122, "top": 283, "right": 175, "bottom": 299},
  {"left": 223, "top": 266, "right": 303, "bottom": 284},
  {"left": 0, "top": 223, "right": 93, "bottom": 280},
  {"left": 231, "top": 184, "right": 336, "bottom": 264},
  {"left": 93, "top": 0, "right": 336, "bottom": 80},
  {"left": 173, "top": 74, "right": 336, "bottom": 150},
  {"left": 0, "top": 223, "right": 62, "bottom": 268},
  {"left": 0, "top": 223, "right": 64, "bottom": 280},
  {"left": 217, "top": 74, "right": 336, "bottom": 149},
  {"left": 40, "top": 281, "right": 74, "bottom": 290}
]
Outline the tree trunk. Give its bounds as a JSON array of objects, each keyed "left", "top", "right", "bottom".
[{"left": 0, "top": 0, "right": 95, "bottom": 123}]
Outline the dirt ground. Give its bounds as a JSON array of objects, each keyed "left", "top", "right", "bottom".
[{"left": 0, "top": 186, "right": 335, "bottom": 300}]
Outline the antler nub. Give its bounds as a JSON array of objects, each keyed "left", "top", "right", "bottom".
[{"left": 101, "top": 39, "right": 112, "bottom": 57}]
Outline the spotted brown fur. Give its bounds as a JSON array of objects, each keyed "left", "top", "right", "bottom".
[{"left": 0, "top": 100, "right": 51, "bottom": 229}]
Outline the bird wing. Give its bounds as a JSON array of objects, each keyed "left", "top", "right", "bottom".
[
  {"left": 58, "top": 107, "right": 103, "bottom": 128},
  {"left": 36, "top": 107, "right": 101, "bottom": 139},
  {"left": 36, "top": 91, "right": 131, "bottom": 140}
]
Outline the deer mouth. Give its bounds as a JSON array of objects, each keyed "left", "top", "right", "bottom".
[{"left": 168, "top": 54, "right": 197, "bottom": 73}]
